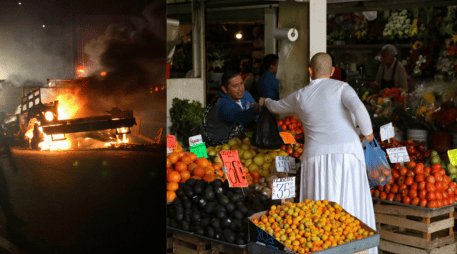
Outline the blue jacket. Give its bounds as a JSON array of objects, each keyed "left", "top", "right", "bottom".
[{"left": 258, "top": 71, "right": 280, "bottom": 100}]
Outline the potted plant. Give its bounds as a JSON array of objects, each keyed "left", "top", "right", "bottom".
[{"left": 169, "top": 98, "right": 205, "bottom": 146}]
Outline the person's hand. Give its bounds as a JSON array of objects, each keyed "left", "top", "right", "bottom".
[
  {"left": 361, "top": 133, "right": 374, "bottom": 146},
  {"left": 252, "top": 102, "right": 260, "bottom": 115}
]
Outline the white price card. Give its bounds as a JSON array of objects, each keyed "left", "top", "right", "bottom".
[
  {"left": 386, "top": 147, "right": 410, "bottom": 163},
  {"left": 272, "top": 177, "right": 295, "bottom": 200},
  {"left": 275, "top": 156, "right": 296, "bottom": 173},
  {"left": 189, "top": 134, "right": 203, "bottom": 147},
  {"left": 380, "top": 122, "right": 395, "bottom": 141}
]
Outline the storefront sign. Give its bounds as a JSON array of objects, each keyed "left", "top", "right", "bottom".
[
  {"left": 279, "top": 132, "right": 296, "bottom": 144},
  {"left": 275, "top": 156, "right": 296, "bottom": 173},
  {"left": 189, "top": 134, "right": 203, "bottom": 147},
  {"left": 386, "top": 147, "right": 410, "bottom": 163},
  {"left": 167, "top": 135, "right": 177, "bottom": 149},
  {"left": 380, "top": 122, "right": 395, "bottom": 141},
  {"left": 190, "top": 142, "right": 208, "bottom": 158},
  {"left": 219, "top": 150, "right": 248, "bottom": 188},
  {"left": 448, "top": 149, "right": 457, "bottom": 166},
  {"left": 272, "top": 177, "right": 295, "bottom": 200}
]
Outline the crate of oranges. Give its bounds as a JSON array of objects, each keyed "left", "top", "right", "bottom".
[{"left": 247, "top": 200, "right": 379, "bottom": 254}]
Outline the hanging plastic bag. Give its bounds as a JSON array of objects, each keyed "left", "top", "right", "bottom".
[
  {"left": 364, "top": 139, "right": 392, "bottom": 189},
  {"left": 250, "top": 107, "right": 284, "bottom": 149}
]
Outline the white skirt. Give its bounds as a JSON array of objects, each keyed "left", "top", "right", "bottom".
[{"left": 300, "top": 153, "right": 378, "bottom": 254}]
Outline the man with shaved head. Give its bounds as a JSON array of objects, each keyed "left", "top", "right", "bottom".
[{"left": 265, "top": 53, "right": 378, "bottom": 254}]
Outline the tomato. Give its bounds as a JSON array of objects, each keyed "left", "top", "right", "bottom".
[
  {"left": 435, "top": 182, "right": 444, "bottom": 192},
  {"left": 434, "top": 173, "right": 443, "bottom": 182},
  {"left": 411, "top": 197, "right": 420, "bottom": 206},
  {"left": 387, "top": 193, "right": 395, "bottom": 202},
  {"left": 406, "top": 170, "right": 415, "bottom": 177},
  {"left": 281, "top": 125, "right": 288, "bottom": 131},
  {"left": 450, "top": 196, "right": 456, "bottom": 204},
  {"left": 400, "top": 188, "right": 409, "bottom": 198},
  {"left": 426, "top": 191, "right": 436, "bottom": 201},
  {"left": 394, "top": 194, "right": 402, "bottom": 203},
  {"left": 426, "top": 176, "right": 435, "bottom": 184},
  {"left": 432, "top": 163, "right": 441, "bottom": 172},
  {"left": 424, "top": 167, "right": 431, "bottom": 177},
  {"left": 277, "top": 120, "right": 284, "bottom": 126},
  {"left": 443, "top": 198, "right": 449, "bottom": 207},
  {"left": 420, "top": 199, "right": 427, "bottom": 207},
  {"left": 373, "top": 190, "right": 380, "bottom": 198},
  {"left": 442, "top": 191, "right": 448, "bottom": 200},
  {"left": 383, "top": 169, "right": 391, "bottom": 177},
  {"left": 424, "top": 151, "right": 431, "bottom": 158},
  {"left": 408, "top": 189, "right": 418, "bottom": 199},
  {"left": 370, "top": 170, "right": 380, "bottom": 180},
  {"left": 440, "top": 169, "right": 447, "bottom": 177},
  {"left": 415, "top": 174, "right": 425, "bottom": 182},
  {"left": 427, "top": 200, "right": 437, "bottom": 208},
  {"left": 380, "top": 192, "right": 387, "bottom": 200},
  {"left": 410, "top": 182, "right": 418, "bottom": 190},
  {"left": 284, "top": 120, "right": 291, "bottom": 126},
  {"left": 412, "top": 155, "right": 418, "bottom": 161},
  {"left": 435, "top": 191, "right": 443, "bottom": 200},
  {"left": 443, "top": 182, "right": 449, "bottom": 191},
  {"left": 418, "top": 181, "right": 426, "bottom": 190},
  {"left": 399, "top": 167, "right": 408, "bottom": 176},
  {"left": 392, "top": 171, "right": 400, "bottom": 180},
  {"left": 376, "top": 185, "right": 384, "bottom": 191},
  {"left": 406, "top": 161, "right": 416, "bottom": 170},
  {"left": 414, "top": 163, "right": 424, "bottom": 175},
  {"left": 384, "top": 184, "right": 392, "bottom": 194},
  {"left": 402, "top": 196, "right": 411, "bottom": 205},
  {"left": 370, "top": 189, "right": 374, "bottom": 196},
  {"left": 449, "top": 182, "right": 456, "bottom": 191},
  {"left": 417, "top": 153, "right": 424, "bottom": 161},
  {"left": 399, "top": 184, "right": 408, "bottom": 191},
  {"left": 418, "top": 189, "right": 427, "bottom": 199},
  {"left": 417, "top": 143, "right": 425, "bottom": 152},
  {"left": 389, "top": 177, "right": 395, "bottom": 184},
  {"left": 407, "top": 146, "right": 416, "bottom": 155},
  {"left": 405, "top": 176, "right": 414, "bottom": 186},
  {"left": 393, "top": 163, "right": 401, "bottom": 170},
  {"left": 447, "top": 188, "right": 454, "bottom": 197},
  {"left": 443, "top": 175, "right": 451, "bottom": 184},
  {"left": 426, "top": 183, "right": 436, "bottom": 192},
  {"left": 391, "top": 184, "right": 399, "bottom": 194},
  {"left": 436, "top": 200, "right": 443, "bottom": 208},
  {"left": 397, "top": 176, "right": 405, "bottom": 185},
  {"left": 281, "top": 145, "right": 286, "bottom": 150}
]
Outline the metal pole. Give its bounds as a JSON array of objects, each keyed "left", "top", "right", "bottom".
[
  {"left": 200, "top": 0, "right": 206, "bottom": 106},
  {"left": 192, "top": 0, "right": 201, "bottom": 78}
]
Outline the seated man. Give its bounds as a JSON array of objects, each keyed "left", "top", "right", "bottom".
[{"left": 201, "top": 70, "right": 260, "bottom": 146}]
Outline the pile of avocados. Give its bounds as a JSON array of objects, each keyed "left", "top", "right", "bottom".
[{"left": 166, "top": 178, "right": 278, "bottom": 245}]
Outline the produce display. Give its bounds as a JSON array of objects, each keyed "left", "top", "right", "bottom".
[
  {"left": 277, "top": 115, "right": 305, "bottom": 141},
  {"left": 248, "top": 172, "right": 293, "bottom": 200},
  {"left": 371, "top": 151, "right": 457, "bottom": 208},
  {"left": 251, "top": 200, "right": 375, "bottom": 253},
  {"left": 167, "top": 178, "right": 276, "bottom": 245},
  {"left": 281, "top": 143, "right": 304, "bottom": 160},
  {"left": 376, "top": 139, "right": 431, "bottom": 162}
]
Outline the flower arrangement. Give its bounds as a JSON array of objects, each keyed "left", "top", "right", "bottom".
[
  {"left": 208, "top": 48, "right": 229, "bottom": 71},
  {"left": 406, "top": 42, "right": 436, "bottom": 78},
  {"left": 382, "top": 10, "right": 413, "bottom": 41},
  {"left": 364, "top": 88, "right": 408, "bottom": 131},
  {"left": 436, "top": 48, "right": 457, "bottom": 77}
]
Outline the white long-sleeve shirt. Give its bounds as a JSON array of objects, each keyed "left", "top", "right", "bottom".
[{"left": 265, "top": 78, "right": 373, "bottom": 164}]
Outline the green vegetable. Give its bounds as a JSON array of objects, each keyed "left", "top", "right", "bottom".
[{"left": 169, "top": 98, "right": 205, "bottom": 142}]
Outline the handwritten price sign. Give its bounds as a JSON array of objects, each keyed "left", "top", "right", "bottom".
[
  {"left": 167, "top": 135, "right": 177, "bottom": 149},
  {"left": 189, "top": 134, "right": 203, "bottom": 147},
  {"left": 279, "top": 132, "right": 297, "bottom": 144},
  {"left": 272, "top": 177, "right": 295, "bottom": 200},
  {"left": 219, "top": 150, "right": 249, "bottom": 188},
  {"left": 275, "top": 156, "right": 296, "bottom": 173},
  {"left": 380, "top": 122, "right": 395, "bottom": 141},
  {"left": 386, "top": 147, "right": 410, "bottom": 163}
]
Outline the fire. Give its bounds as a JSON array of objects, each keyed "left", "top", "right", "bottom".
[
  {"left": 26, "top": 119, "right": 70, "bottom": 151},
  {"left": 104, "top": 128, "right": 129, "bottom": 148},
  {"left": 55, "top": 93, "right": 81, "bottom": 120}
]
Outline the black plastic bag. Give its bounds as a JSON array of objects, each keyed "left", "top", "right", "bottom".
[{"left": 250, "top": 107, "right": 284, "bottom": 149}]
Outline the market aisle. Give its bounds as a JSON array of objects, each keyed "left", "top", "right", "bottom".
[{"left": 0, "top": 147, "right": 166, "bottom": 254}]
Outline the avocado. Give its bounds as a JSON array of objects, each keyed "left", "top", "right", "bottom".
[
  {"left": 246, "top": 210, "right": 255, "bottom": 218},
  {"left": 211, "top": 218, "right": 220, "bottom": 228},
  {"left": 252, "top": 196, "right": 261, "bottom": 204},
  {"left": 191, "top": 211, "right": 201, "bottom": 222},
  {"left": 230, "top": 194, "right": 243, "bottom": 204},
  {"left": 245, "top": 195, "right": 254, "bottom": 204},
  {"left": 181, "top": 221, "right": 190, "bottom": 231},
  {"left": 212, "top": 179, "right": 223, "bottom": 188},
  {"left": 220, "top": 217, "right": 232, "bottom": 229},
  {"left": 173, "top": 197, "right": 182, "bottom": 207},
  {"left": 183, "top": 200, "right": 192, "bottom": 210},
  {"left": 190, "top": 222, "right": 196, "bottom": 232},
  {"left": 175, "top": 211, "right": 184, "bottom": 221},
  {"left": 226, "top": 203, "right": 236, "bottom": 213},
  {"left": 216, "top": 209, "right": 226, "bottom": 220},
  {"left": 218, "top": 194, "right": 230, "bottom": 206},
  {"left": 178, "top": 182, "right": 186, "bottom": 189},
  {"left": 224, "top": 229, "right": 236, "bottom": 243},
  {"left": 199, "top": 198, "right": 208, "bottom": 209},
  {"left": 192, "top": 196, "right": 200, "bottom": 205},
  {"left": 200, "top": 218, "right": 211, "bottom": 228},
  {"left": 215, "top": 186, "right": 225, "bottom": 195},
  {"left": 226, "top": 190, "right": 234, "bottom": 199},
  {"left": 194, "top": 185, "right": 203, "bottom": 195},
  {"left": 229, "top": 220, "right": 237, "bottom": 232},
  {"left": 260, "top": 195, "right": 269, "bottom": 203},
  {"left": 204, "top": 202, "right": 217, "bottom": 214},
  {"left": 233, "top": 210, "right": 244, "bottom": 220},
  {"left": 232, "top": 219, "right": 242, "bottom": 230},
  {"left": 195, "top": 226, "right": 205, "bottom": 236},
  {"left": 185, "top": 189, "right": 195, "bottom": 198},
  {"left": 239, "top": 227, "right": 247, "bottom": 239},
  {"left": 170, "top": 219, "right": 178, "bottom": 229},
  {"left": 242, "top": 186, "right": 251, "bottom": 194},
  {"left": 184, "top": 209, "right": 192, "bottom": 222},
  {"left": 175, "top": 188, "right": 185, "bottom": 198},
  {"left": 168, "top": 207, "right": 176, "bottom": 219},
  {"left": 205, "top": 188, "right": 215, "bottom": 201},
  {"left": 214, "top": 204, "right": 226, "bottom": 214},
  {"left": 235, "top": 200, "right": 244, "bottom": 208},
  {"left": 215, "top": 228, "right": 223, "bottom": 240},
  {"left": 206, "top": 227, "right": 215, "bottom": 239},
  {"left": 235, "top": 235, "right": 245, "bottom": 245},
  {"left": 186, "top": 178, "right": 197, "bottom": 187},
  {"left": 175, "top": 205, "right": 184, "bottom": 214},
  {"left": 238, "top": 205, "right": 248, "bottom": 215},
  {"left": 206, "top": 185, "right": 214, "bottom": 192},
  {"left": 254, "top": 203, "right": 264, "bottom": 213},
  {"left": 200, "top": 210, "right": 208, "bottom": 218}
]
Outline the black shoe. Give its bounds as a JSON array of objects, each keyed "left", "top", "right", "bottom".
[{"left": 6, "top": 216, "right": 28, "bottom": 231}]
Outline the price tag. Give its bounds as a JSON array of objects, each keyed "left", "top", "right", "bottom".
[
  {"left": 386, "top": 147, "right": 410, "bottom": 163},
  {"left": 279, "top": 132, "right": 296, "bottom": 144},
  {"left": 167, "top": 135, "right": 177, "bottom": 149},
  {"left": 189, "top": 134, "right": 203, "bottom": 147},
  {"left": 167, "top": 148, "right": 173, "bottom": 155},
  {"left": 448, "top": 149, "right": 457, "bottom": 166},
  {"left": 272, "top": 177, "right": 295, "bottom": 200},
  {"left": 219, "top": 150, "right": 249, "bottom": 188},
  {"left": 275, "top": 156, "right": 296, "bottom": 173},
  {"left": 190, "top": 142, "right": 208, "bottom": 158},
  {"left": 380, "top": 122, "right": 394, "bottom": 141}
]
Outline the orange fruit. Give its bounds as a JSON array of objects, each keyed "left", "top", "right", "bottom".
[
  {"left": 167, "top": 182, "right": 179, "bottom": 192},
  {"left": 188, "top": 163, "right": 198, "bottom": 173},
  {"left": 215, "top": 169, "right": 224, "bottom": 177},
  {"left": 180, "top": 170, "right": 191, "bottom": 182},
  {"left": 205, "top": 166, "right": 215, "bottom": 175},
  {"left": 243, "top": 167, "right": 249, "bottom": 174},
  {"left": 167, "top": 171, "right": 181, "bottom": 182},
  {"left": 178, "top": 151, "right": 185, "bottom": 158},
  {"left": 180, "top": 155, "right": 192, "bottom": 165},
  {"left": 188, "top": 153, "right": 198, "bottom": 162},
  {"left": 167, "top": 191, "right": 176, "bottom": 202},
  {"left": 213, "top": 163, "right": 222, "bottom": 171},
  {"left": 193, "top": 166, "right": 206, "bottom": 177},
  {"left": 175, "top": 162, "right": 187, "bottom": 172},
  {"left": 196, "top": 158, "right": 209, "bottom": 168},
  {"left": 191, "top": 176, "right": 202, "bottom": 180},
  {"left": 251, "top": 171, "right": 260, "bottom": 179},
  {"left": 167, "top": 158, "right": 172, "bottom": 168},
  {"left": 168, "top": 152, "right": 180, "bottom": 164},
  {"left": 203, "top": 174, "right": 215, "bottom": 182}
]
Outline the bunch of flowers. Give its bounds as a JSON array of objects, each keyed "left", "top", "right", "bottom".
[
  {"left": 365, "top": 88, "right": 408, "bottom": 129},
  {"left": 208, "top": 48, "right": 229, "bottom": 71},
  {"left": 436, "top": 48, "right": 457, "bottom": 76},
  {"left": 355, "top": 17, "right": 368, "bottom": 41},
  {"left": 406, "top": 42, "right": 436, "bottom": 77},
  {"left": 383, "top": 10, "right": 413, "bottom": 41}
]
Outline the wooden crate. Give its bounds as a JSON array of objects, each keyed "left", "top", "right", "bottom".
[
  {"left": 374, "top": 201, "right": 455, "bottom": 253},
  {"left": 172, "top": 231, "right": 211, "bottom": 254},
  {"left": 167, "top": 229, "right": 173, "bottom": 253},
  {"left": 211, "top": 242, "right": 248, "bottom": 254}
]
